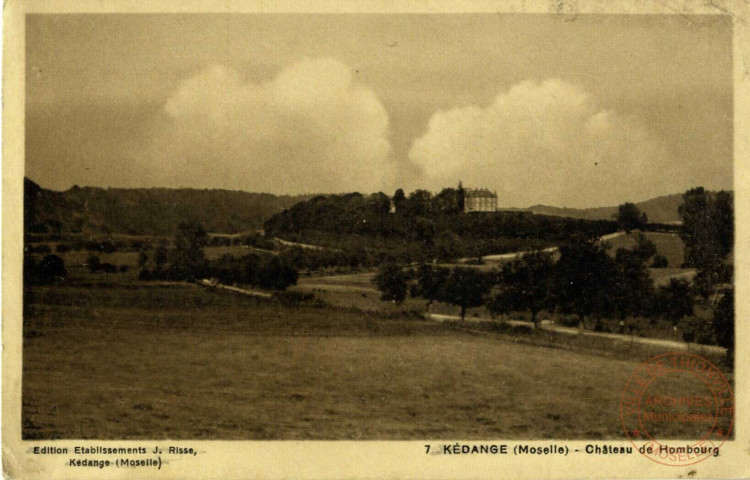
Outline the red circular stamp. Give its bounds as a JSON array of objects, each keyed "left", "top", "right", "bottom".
[{"left": 619, "top": 352, "right": 734, "bottom": 466}]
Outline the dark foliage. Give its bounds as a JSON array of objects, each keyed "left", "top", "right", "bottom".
[
  {"left": 410, "top": 264, "right": 450, "bottom": 317},
  {"left": 679, "top": 187, "right": 733, "bottom": 268},
  {"left": 25, "top": 255, "right": 66, "bottom": 285},
  {"left": 713, "top": 288, "right": 734, "bottom": 365},
  {"left": 554, "top": 237, "right": 618, "bottom": 328},
  {"left": 258, "top": 257, "right": 299, "bottom": 291},
  {"left": 24, "top": 177, "right": 313, "bottom": 235},
  {"left": 264, "top": 190, "right": 618, "bottom": 264},
  {"left": 615, "top": 202, "right": 648, "bottom": 233},
  {"left": 437, "top": 268, "right": 495, "bottom": 320},
  {"left": 651, "top": 254, "right": 669, "bottom": 268},
  {"left": 655, "top": 279, "right": 694, "bottom": 324},
  {"left": 488, "top": 251, "right": 555, "bottom": 326},
  {"left": 87, "top": 255, "right": 102, "bottom": 273},
  {"left": 373, "top": 264, "right": 408, "bottom": 304},
  {"left": 612, "top": 235, "right": 656, "bottom": 319}
]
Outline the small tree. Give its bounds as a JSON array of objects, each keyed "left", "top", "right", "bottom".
[
  {"left": 438, "top": 267, "right": 494, "bottom": 321},
  {"left": 656, "top": 278, "right": 694, "bottom": 325},
  {"left": 410, "top": 264, "right": 449, "bottom": 319},
  {"left": 651, "top": 255, "right": 668, "bottom": 268},
  {"left": 554, "top": 238, "right": 617, "bottom": 330},
  {"left": 488, "top": 251, "right": 555, "bottom": 327},
  {"left": 173, "top": 220, "right": 208, "bottom": 278},
  {"left": 615, "top": 202, "right": 647, "bottom": 233},
  {"left": 373, "top": 263, "right": 408, "bottom": 304}
]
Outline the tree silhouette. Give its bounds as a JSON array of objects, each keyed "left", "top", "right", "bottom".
[
  {"left": 554, "top": 237, "right": 617, "bottom": 330},
  {"left": 438, "top": 267, "right": 494, "bottom": 321},
  {"left": 488, "top": 251, "right": 555, "bottom": 327},
  {"left": 373, "top": 264, "right": 408, "bottom": 304},
  {"left": 411, "top": 264, "right": 449, "bottom": 319},
  {"left": 615, "top": 202, "right": 647, "bottom": 233}
]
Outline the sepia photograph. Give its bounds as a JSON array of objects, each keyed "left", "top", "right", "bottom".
[
  {"left": 20, "top": 11, "right": 736, "bottom": 440},
  {"left": 4, "top": 2, "right": 748, "bottom": 478}
]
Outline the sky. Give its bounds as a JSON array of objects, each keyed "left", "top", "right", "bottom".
[{"left": 25, "top": 14, "right": 733, "bottom": 208}]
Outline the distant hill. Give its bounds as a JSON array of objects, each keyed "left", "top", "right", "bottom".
[
  {"left": 522, "top": 194, "right": 687, "bottom": 224},
  {"left": 24, "top": 178, "right": 314, "bottom": 236}
]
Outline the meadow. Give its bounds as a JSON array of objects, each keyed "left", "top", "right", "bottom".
[{"left": 23, "top": 282, "right": 730, "bottom": 440}]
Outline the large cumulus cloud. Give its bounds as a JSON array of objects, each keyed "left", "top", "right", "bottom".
[
  {"left": 138, "top": 58, "right": 392, "bottom": 193},
  {"left": 409, "top": 79, "right": 683, "bottom": 207}
]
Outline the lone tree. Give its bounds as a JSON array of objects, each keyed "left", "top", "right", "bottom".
[
  {"left": 173, "top": 220, "right": 208, "bottom": 278},
  {"left": 438, "top": 267, "right": 494, "bottom": 321},
  {"left": 554, "top": 237, "right": 617, "bottom": 330},
  {"left": 487, "top": 251, "right": 555, "bottom": 327},
  {"left": 373, "top": 263, "right": 408, "bottom": 304},
  {"left": 411, "top": 264, "right": 449, "bottom": 319},
  {"left": 615, "top": 202, "right": 647, "bottom": 233}
]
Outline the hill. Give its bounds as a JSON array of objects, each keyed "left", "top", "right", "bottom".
[
  {"left": 524, "top": 193, "right": 685, "bottom": 224},
  {"left": 24, "top": 178, "right": 313, "bottom": 236}
]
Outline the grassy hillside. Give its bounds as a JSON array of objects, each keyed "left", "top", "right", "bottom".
[
  {"left": 24, "top": 177, "right": 313, "bottom": 235},
  {"left": 23, "top": 283, "right": 729, "bottom": 440},
  {"left": 606, "top": 231, "right": 685, "bottom": 267}
]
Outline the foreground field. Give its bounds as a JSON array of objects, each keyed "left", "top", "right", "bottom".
[{"left": 23, "top": 283, "right": 729, "bottom": 440}]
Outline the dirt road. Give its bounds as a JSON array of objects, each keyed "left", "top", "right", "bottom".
[{"left": 428, "top": 313, "right": 726, "bottom": 355}]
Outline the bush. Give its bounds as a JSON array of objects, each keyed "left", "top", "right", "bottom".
[
  {"left": 25, "top": 254, "right": 66, "bottom": 284},
  {"left": 87, "top": 255, "right": 102, "bottom": 273},
  {"left": 651, "top": 255, "right": 668, "bottom": 268},
  {"left": 100, "top": 263, "right": 117, "bottom": 274}
]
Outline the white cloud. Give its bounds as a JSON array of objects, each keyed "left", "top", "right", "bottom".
[
  {"left": 139, "top": 58, "right": 392, "bottom": 193},
  {"left": 409, "top": 79, "right": 682, "bottom": 207}
]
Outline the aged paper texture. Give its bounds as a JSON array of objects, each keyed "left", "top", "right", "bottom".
[{"left": 3, "top": 0, "right": 750, "bottom": 478}]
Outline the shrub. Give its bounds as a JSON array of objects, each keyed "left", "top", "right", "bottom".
[
  {"left": 26, "top": 254, "right": 66, "bottom": 284},
  {"left": 100, "top": 263, "right": 117, "bottom": 274},
  {"left": 87, "top": 255, "right": 102, "bottom": 273},
  {"left": 651, "top": 255, "right": 668, "bottom": 268}
]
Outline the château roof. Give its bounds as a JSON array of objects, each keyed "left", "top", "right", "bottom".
[{"left": 465, "top": 188, "right": 497, "bottom": 198}]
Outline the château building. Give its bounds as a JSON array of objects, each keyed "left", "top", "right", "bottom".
[{"left": 462, "top": 187, "right": 498, "bottom": 213}]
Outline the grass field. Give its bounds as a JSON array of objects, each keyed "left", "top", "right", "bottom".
[
  {"left": 606, "top": 232, "right": 685, "bottom": 267},
  {"left": 23, "top": 282, "right": 731, "bottom": 440}
]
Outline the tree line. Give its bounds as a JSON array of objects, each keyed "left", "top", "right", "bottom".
[
  {"left": 373, "top": 185, "right": 734, "bottom": 359},
  {"left": 375, "top": 235, "right": 731, "bottom": 350},
  {"left": 136, "top": 221, "right": 298, "bottom": 290},
  {"left": 264, "top": 188, "right": 619, "bottom": 264}
]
